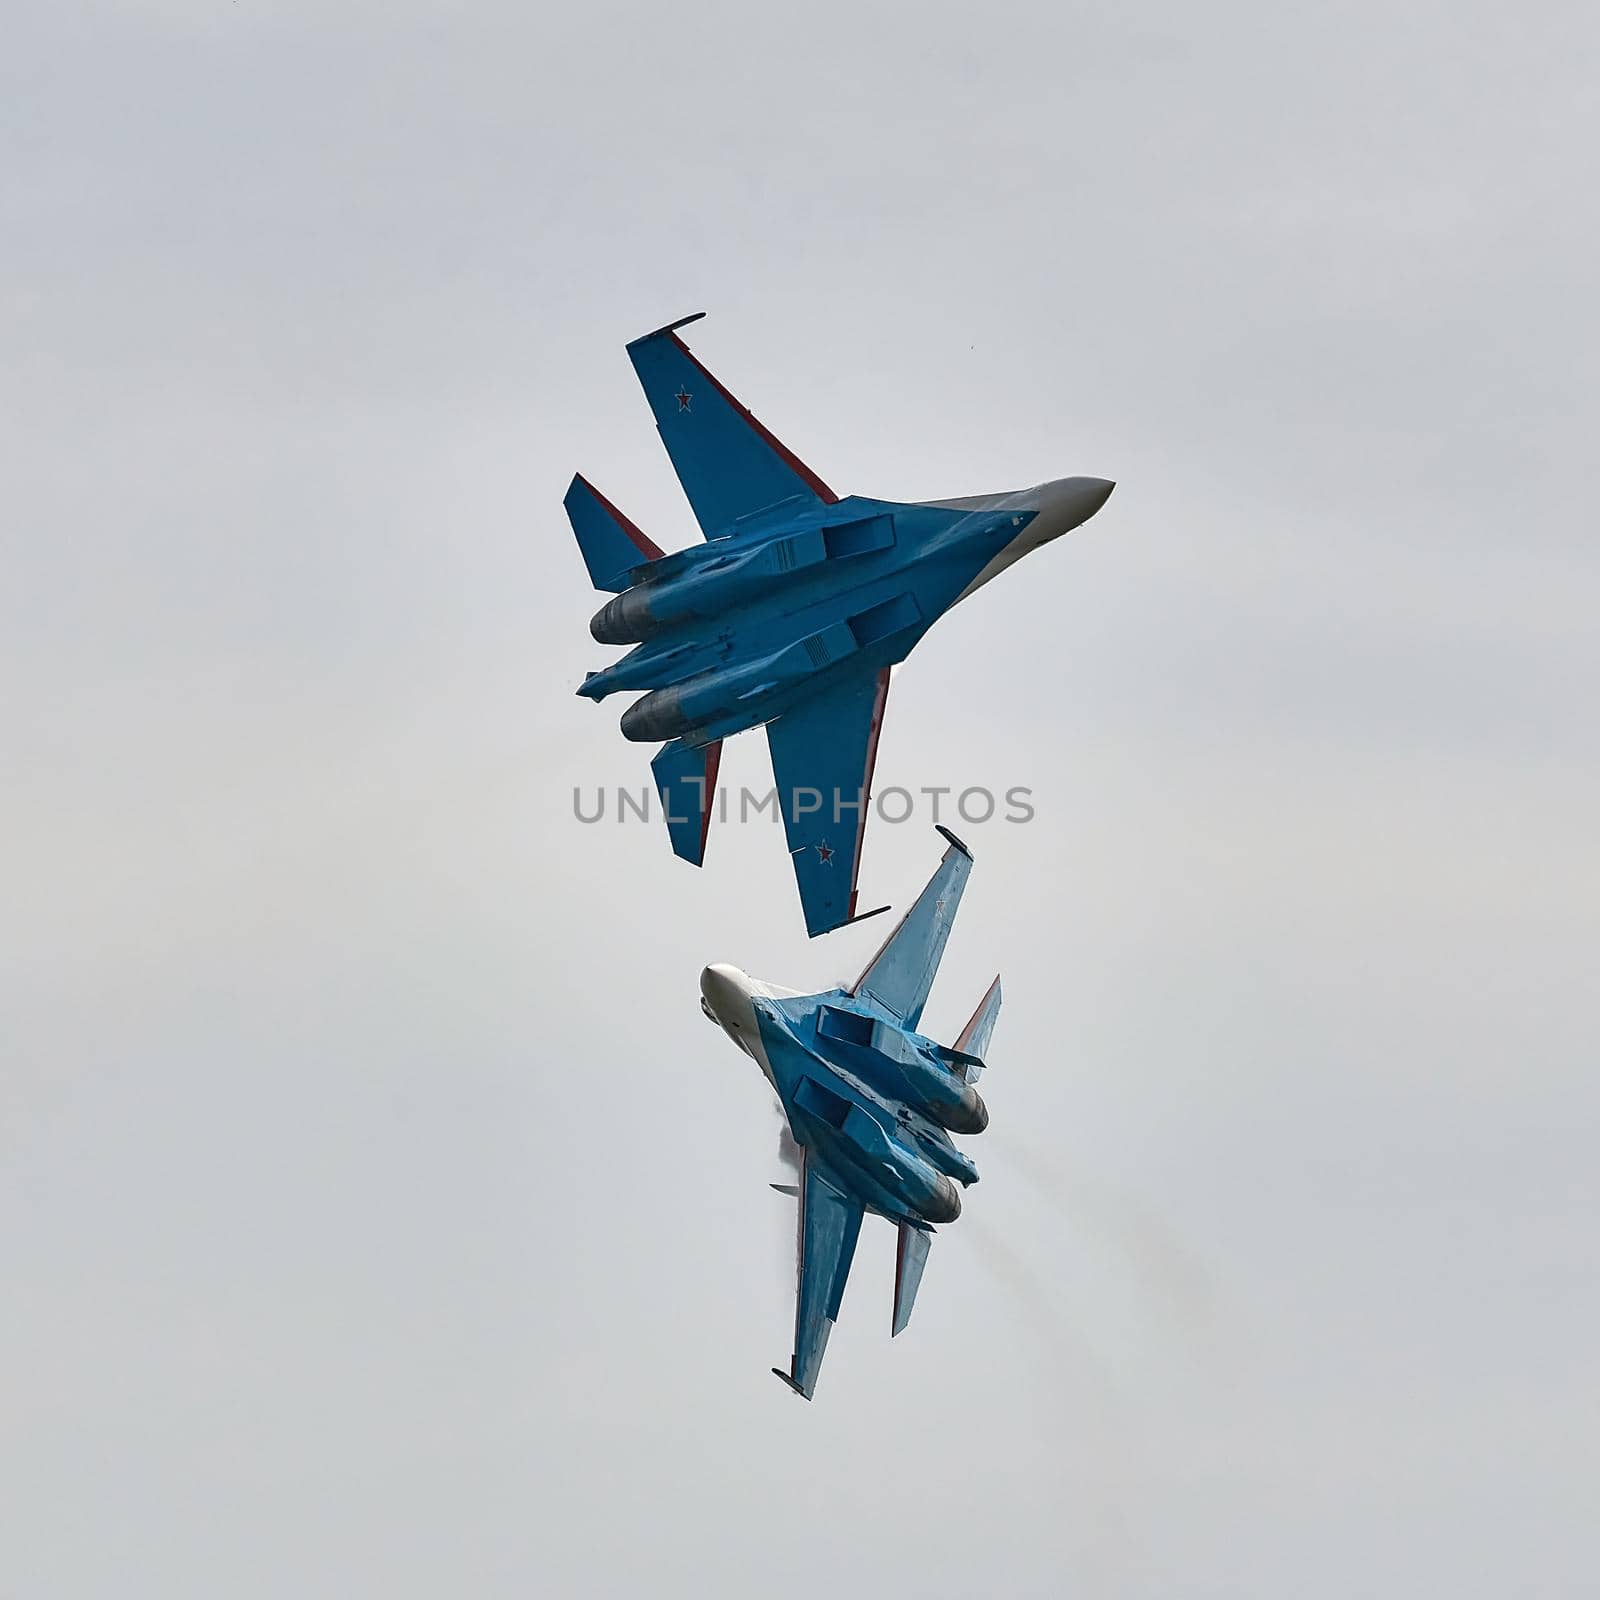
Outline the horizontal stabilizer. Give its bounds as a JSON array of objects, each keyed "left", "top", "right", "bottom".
[
  {"left": 953, "top": 976, "right": 1002, "bottom": 1081},
  {"left": 929, "top": 1042, "right": 985, "bottom": 1079},
  {"left": 564, "top": 474, "right": 663, "bottom": 592},
  {"left": 651, "top": 739, "right": 721, "bottom": 866},
  {"left": 893, "top": 1223, "right": 932, "bottom": 1337}
]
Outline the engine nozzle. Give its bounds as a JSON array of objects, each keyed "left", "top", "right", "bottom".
[
  {"left": 620, "top": 684, "right": 692, "bottom": 743},
  {"left": 589, "top": 587, "right": 655, "bottom": 645}
]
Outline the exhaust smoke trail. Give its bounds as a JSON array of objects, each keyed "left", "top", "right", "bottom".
[{"left": 987, "top": 1129, "right": 1218, "bottom": 1329}]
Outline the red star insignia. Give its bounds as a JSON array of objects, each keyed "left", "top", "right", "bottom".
[
  {"left": 675, "top": 389, "right": 692, "bottom": 412},
  {"left": 816, "top": 841, "right": 834, "bottom": 865}
]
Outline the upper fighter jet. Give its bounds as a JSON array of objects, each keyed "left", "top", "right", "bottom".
[
  {"left": 567, "top": 313, "right": 1114, "bottom": 936},
  {"left": 699, "top": 828, "right": 999, "bottom": 1399}
]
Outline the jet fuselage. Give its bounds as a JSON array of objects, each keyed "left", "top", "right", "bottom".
[
  {"left": 699, "top": 962, "right": 982, "bottom": 1227},
  {"left": 580, "top": 476, "right": 1113, "bottom": 748}
]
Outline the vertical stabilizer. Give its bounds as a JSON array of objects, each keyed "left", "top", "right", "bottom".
[
  {"left": 564, "top": 474, "right": 663, "bottom": 592},
  {"left": 953, "top": 976, "right": 1002, "bottom": 1082},
  {"left": 892, "top": 1223, "right": 932, "bottom": 1337},
  {"left": 651, "top": 739, "right": 722, "bottom": 867}
]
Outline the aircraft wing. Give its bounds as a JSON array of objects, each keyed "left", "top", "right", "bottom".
[
  {"left": 765, "top": 664, "right": 891, "bottom": 938},
  {"left": 626, "top": 314, "right": 839, "bottom": 538},
  {"left": 851, "top": 827, "right": 973, "bottom": 1029},
  {"left": 773, "top": 1150, "right": 864, "bottom": 1400}
]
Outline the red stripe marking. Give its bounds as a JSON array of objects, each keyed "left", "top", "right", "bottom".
[
  {"left": 668, "top": 333, "right": 840, "bottom": 505},
  {"left": 574, "top": 473, "right": 664, "bottom": 562},
  {"left": 845, "top": 667, "right": 891, "bottom": 922},
  {"left": 697, "top": 741, "right": 722, "bottom": 864}
]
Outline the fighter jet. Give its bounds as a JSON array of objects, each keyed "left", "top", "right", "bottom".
[
  {"left": 698, "top": 826, "right": 999, "bottom": 1399},
  {"left": 567, "top": 313, "right": 1114, "bottom": 937}
]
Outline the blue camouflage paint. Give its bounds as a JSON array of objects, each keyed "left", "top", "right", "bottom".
[
  {"left": 568, "top": 314, "right": 1115, "bottom": 937},
  {"left": 700, "top": 832, "right": 1004, "bottom": 1399}
]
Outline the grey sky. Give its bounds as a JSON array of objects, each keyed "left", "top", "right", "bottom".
[{"left": 3, "top": 1, "right": 1597, "bottom": 1595}]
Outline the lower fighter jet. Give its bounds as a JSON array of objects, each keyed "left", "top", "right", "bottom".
[
  {"left": 567, "top": 312, "right": 1114, "bottom": 937},
  {"left": 699, "top": 827, "right": 1000, "bottom": 1399}
]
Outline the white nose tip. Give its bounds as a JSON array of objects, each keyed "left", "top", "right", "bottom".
[
  {"left": 1035, "top": 475, "right": 1114, "bottom": 529},
  {"left": 700, "top": 962, "right": 745, "bottom": 1001},
  {"left": 699, "top": 964, "right": 766, "bottom": 1066},
  {"left": 699, "top": 963, "right": 752, "bottom": 1026},
  {"left": 1077, "top": 476, "right": 1115, "bottom": 517}
]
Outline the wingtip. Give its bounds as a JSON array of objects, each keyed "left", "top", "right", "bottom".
[
  {"left": 807, "top": 902, "right": 891, "bottom": 940},
  {"left": 771, "top": 1366, "right": 811, "bottom": 1399},
  {"left": 628, "top": 311, "right": 707, "bottom": 348},
  {"left": 848, "top": 902, "right": 893, "bottom": 927}
]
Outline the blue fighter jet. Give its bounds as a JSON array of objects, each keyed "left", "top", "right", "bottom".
[
  {"left": 567, "top": 313, "right": 1114, "bottom": 937},
  {"left": 698, "top": 827, "right": 999, "bottom": 1399}
]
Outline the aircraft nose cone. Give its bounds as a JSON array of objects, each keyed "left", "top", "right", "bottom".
[
  {"left": 700, "top": 964, "right": 767, "bottom": 1066},
  {"left": 700, "top": 962, "right": 737, "bottom": 996},
  {"left": 1080, "top": 476, "right": 1116, "bottom": 516},
  {"left": 1052, "top": 475, "right": 1114, "bottom": 525},
  {"left": 699, "top": 963, "right": 748, "bottom": 1022},
  {"left": 1024, "top": 476, "right": 1116, "bottom": 543}
]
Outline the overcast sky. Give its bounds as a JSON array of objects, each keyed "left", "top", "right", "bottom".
[{"left": 4, "top": 1, "right": 1597, "bottom": 1595}]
